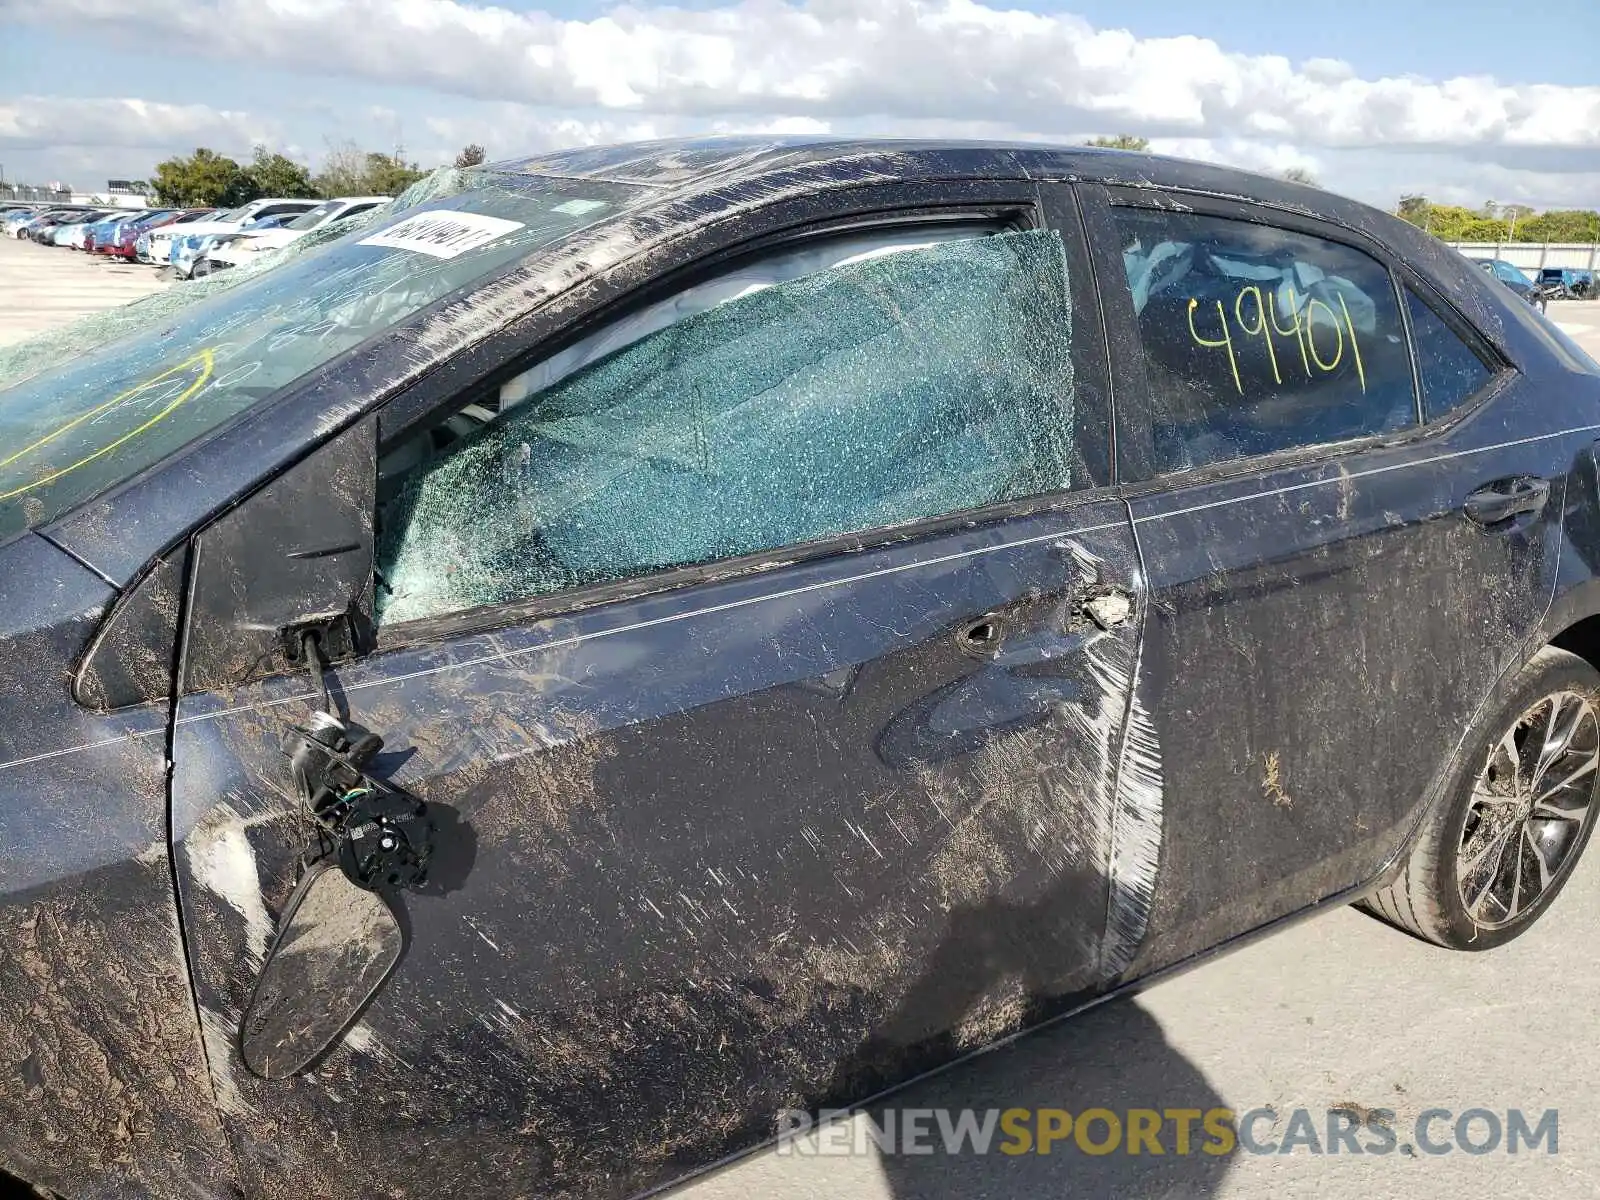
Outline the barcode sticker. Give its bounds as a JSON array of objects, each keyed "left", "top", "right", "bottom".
[{"left": 358, "top": 210, "right": 525, "bottom": 259}]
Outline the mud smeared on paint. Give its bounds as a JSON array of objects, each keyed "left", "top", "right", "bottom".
[{"left": 0, "top": 860, "right": 235, "bottom": 1199}]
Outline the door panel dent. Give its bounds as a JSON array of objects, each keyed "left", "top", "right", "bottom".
[{"left": 171, "top": 495, "right": 1156, "bottom": 1197}]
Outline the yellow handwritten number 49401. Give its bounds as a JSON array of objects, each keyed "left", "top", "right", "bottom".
[{"left": 1187, "top": 286, "right": 1366, "bottom": 397}]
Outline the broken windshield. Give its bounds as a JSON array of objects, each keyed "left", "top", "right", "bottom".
[{"left": 0, "top": 172, "right": 643, "bottom": 542}]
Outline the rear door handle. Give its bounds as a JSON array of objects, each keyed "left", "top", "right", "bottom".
[{"left": 1463, "top": 477, "right": 1551, "bottom": 526}]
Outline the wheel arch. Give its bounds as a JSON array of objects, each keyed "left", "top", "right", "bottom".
[{"left": 1539, "top": 579, "right": 1600, "bottom": 679}]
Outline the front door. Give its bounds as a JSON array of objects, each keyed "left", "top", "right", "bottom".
[
  {"left": 169, "top": 205, "right": 1153, "bottom": 1197},
  {"left": 1081, "top": 188, "right": 1564, "bottom": 974}
]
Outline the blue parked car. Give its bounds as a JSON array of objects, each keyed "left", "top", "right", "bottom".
[
  {"left": 76, "top": 211, "right": 151, "bottom": 253},
  {"left": 173, "top": 213, "right": 301, "bottom": 278},
  {"left": 1470, "top": 257, "right": 1547, "bottom": 309},
  {"left": 1, "top": 207, "right": 48, "bottom": 235}
]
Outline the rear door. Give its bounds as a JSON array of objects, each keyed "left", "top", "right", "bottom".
[
  {"left": 169, "top": 188, "right": 1153, "bottom": 1198},
  {"left": 1080, "top": 186, "right": 1563, "bottom": 975}
]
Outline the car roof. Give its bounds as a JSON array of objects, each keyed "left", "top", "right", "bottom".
[
  {"left": 496, "top": 135, "right": 1357, "bottom": 215},
  {"left": 483, "top": 134, "right": 1497, "bottom": 313},
  {"left": 490, "top": 135, "right": 1451, "bottom": 265}
]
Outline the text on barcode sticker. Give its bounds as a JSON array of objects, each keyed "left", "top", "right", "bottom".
[{"left": 358, "top": 210, "right": 526, "bottom": 259}]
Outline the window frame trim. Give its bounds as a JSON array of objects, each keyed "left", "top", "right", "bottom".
[
  {"left": 371, "top": 186, "right": 1114, "bottom": 649},
  {"left": 1083, "top": 183, "right": 1517, "bottom": 491}
]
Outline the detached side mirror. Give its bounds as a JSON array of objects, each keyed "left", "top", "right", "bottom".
[{"left": 240, "top": 859, "right": 402, "bottom": 1079}]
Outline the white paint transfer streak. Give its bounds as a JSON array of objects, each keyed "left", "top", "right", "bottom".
[
  {"left": 1101, "top": 646, "right": 1165, "bottom": 976},
  {"left": 185, "top": 807, "right": 273, "bottom": 967},
  {"left": 199, "top": 1006, "right": 254, "bottom": 1119},
  {"left": 464, "top": 915, "right": 501, "bottom": 951},
  {"left": 343, "top": 1021, "right": 411, "bottom": 1069},
  {"left": 1053, "top": 541, "right": 1165, "bottom": 977}
]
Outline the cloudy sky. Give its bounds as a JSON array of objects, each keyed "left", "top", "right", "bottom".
[{"left": 1, "top": 0, "right": 1596, "bottom": 211}]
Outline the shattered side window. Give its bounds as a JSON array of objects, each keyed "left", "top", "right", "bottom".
[{"left": 376, "top": 228, "right": 1078, "bottom": 625}]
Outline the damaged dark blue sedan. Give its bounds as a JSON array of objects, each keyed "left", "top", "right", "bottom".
[{"left": 2, "top": 138, "right": 1600, "bottom": 1200}]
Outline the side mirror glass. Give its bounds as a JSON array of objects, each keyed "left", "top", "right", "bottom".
[{"left": 240, "top": 859, "right": 402, "bottom": 1079}]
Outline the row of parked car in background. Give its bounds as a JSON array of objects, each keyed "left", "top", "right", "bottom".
[{"left": 0, "top": 195, "right": 391, "bottom": 278}]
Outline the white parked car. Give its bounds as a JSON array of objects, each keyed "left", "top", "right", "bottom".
[
  {"left": 147, "top": 197, "right": 322, "bottom": 269},
  {"left": 197, "top": 197, "right": 391, "bottom": 273}
]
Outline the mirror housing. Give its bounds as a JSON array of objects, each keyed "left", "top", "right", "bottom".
[{"left": 240, "top": 858, "right": 402, "bottom": 1079}]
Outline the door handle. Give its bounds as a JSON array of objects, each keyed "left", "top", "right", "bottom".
[{"left": 1463, "top": 477, "right": 1551, "bottom": 526}]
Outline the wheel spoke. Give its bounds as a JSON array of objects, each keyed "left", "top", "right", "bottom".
[
  {"left": 1531, "top": 697, "right": 1588, "bottom": 794},
  {"left": 1524, "top": 822, "right": 1556, "bottom": 894},
  {"left": 1471, "top": 789, "right": 1521, "bottom": 807},
  {"left": 1463, "top": 824, "right": 1518, "bottom": 918},
  {"left": 1507, "top": 833, "right": 1526, "bottom": 919},
  {"left": 1462, "top": 820, "right": 1518, "bottom": 877},
  {"left": 1534, "top": 753, "right": 1599, "bottom": 808}
]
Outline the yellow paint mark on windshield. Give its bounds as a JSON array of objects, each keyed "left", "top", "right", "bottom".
[{"left": 0, "top": 349, "right": 216, "bottom": 503}]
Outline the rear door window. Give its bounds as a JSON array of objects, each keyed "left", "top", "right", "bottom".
[{"left": 1112, "top": 207, "right": 1416, "bottom": 473}]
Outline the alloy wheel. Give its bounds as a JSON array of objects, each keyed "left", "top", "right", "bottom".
[{"left": 1457, "top": 689, "right": 1600, "bottom": 930}]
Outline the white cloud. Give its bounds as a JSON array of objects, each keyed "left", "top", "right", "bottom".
[
  {"left": 0, "top": 95, "right": 280, "bottom": 155},
  {"left": 1149, "top": 137, "right": 1321, "bottom": 179},
  {"left": 4, "top": 0, "right": 1596, "bottom": 165},
  {"left": 3, "top": 2, "right": 1597, "bottom": 208}
]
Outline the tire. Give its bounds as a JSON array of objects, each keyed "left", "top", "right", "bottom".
[{"left": 1361, "top": 645, "right": 1600, "bottom": 950}]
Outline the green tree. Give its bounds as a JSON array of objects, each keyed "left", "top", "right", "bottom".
[
  {"left": 152, "top": 148, "right": 257, "bottom": 207},
  {"left": 453, "top": 143, "right": 487, "bottom": 169},
  {"left": 363, "top": 152, "right": 426, "bottom": 196},
  {"left": 1085, "top": 134, "right": 1150, "bottom": 151},
  {"left": 246, "top": 145, "right": 318, "bottom": 199},
  {"left": 1409, "top": 203, "right": 1484, "bottom": 240},
  {"left": 1395, "top": 195, "right": 1600, "bottom": 244},
  {"left": 1459, "top": 217, "right": 1511, "bottom": 241},
  {"left": 1396, "top": 194, "right": 1431, "bottom": 228},
  {"left": 313, "top": 141, "right": 427, "bottom": 197},
  {"left": 1520, "top": 209, "right": 1600, "bottom": 243}
]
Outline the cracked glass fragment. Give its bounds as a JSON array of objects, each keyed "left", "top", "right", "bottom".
[
  {"left": 377, "top": 228, "right": 1077, "bottom": 624},
  {"left": 0, "top": 168, "right": 640, "bottom": 539}
]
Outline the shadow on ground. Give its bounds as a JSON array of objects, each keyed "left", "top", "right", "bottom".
[{"left": 853, "top": 996, "right": 1233, "bottom": 1199}]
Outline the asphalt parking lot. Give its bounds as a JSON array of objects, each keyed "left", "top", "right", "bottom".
[
  {"left": 5, "top": 230, "right": 1600, "bottom": 1199},
  {"left": 0, "top": 232, "right": 169, "bottom": 349},
  {"left": 1555, "top": 301, "right": 1600, "bottom": 361}
]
